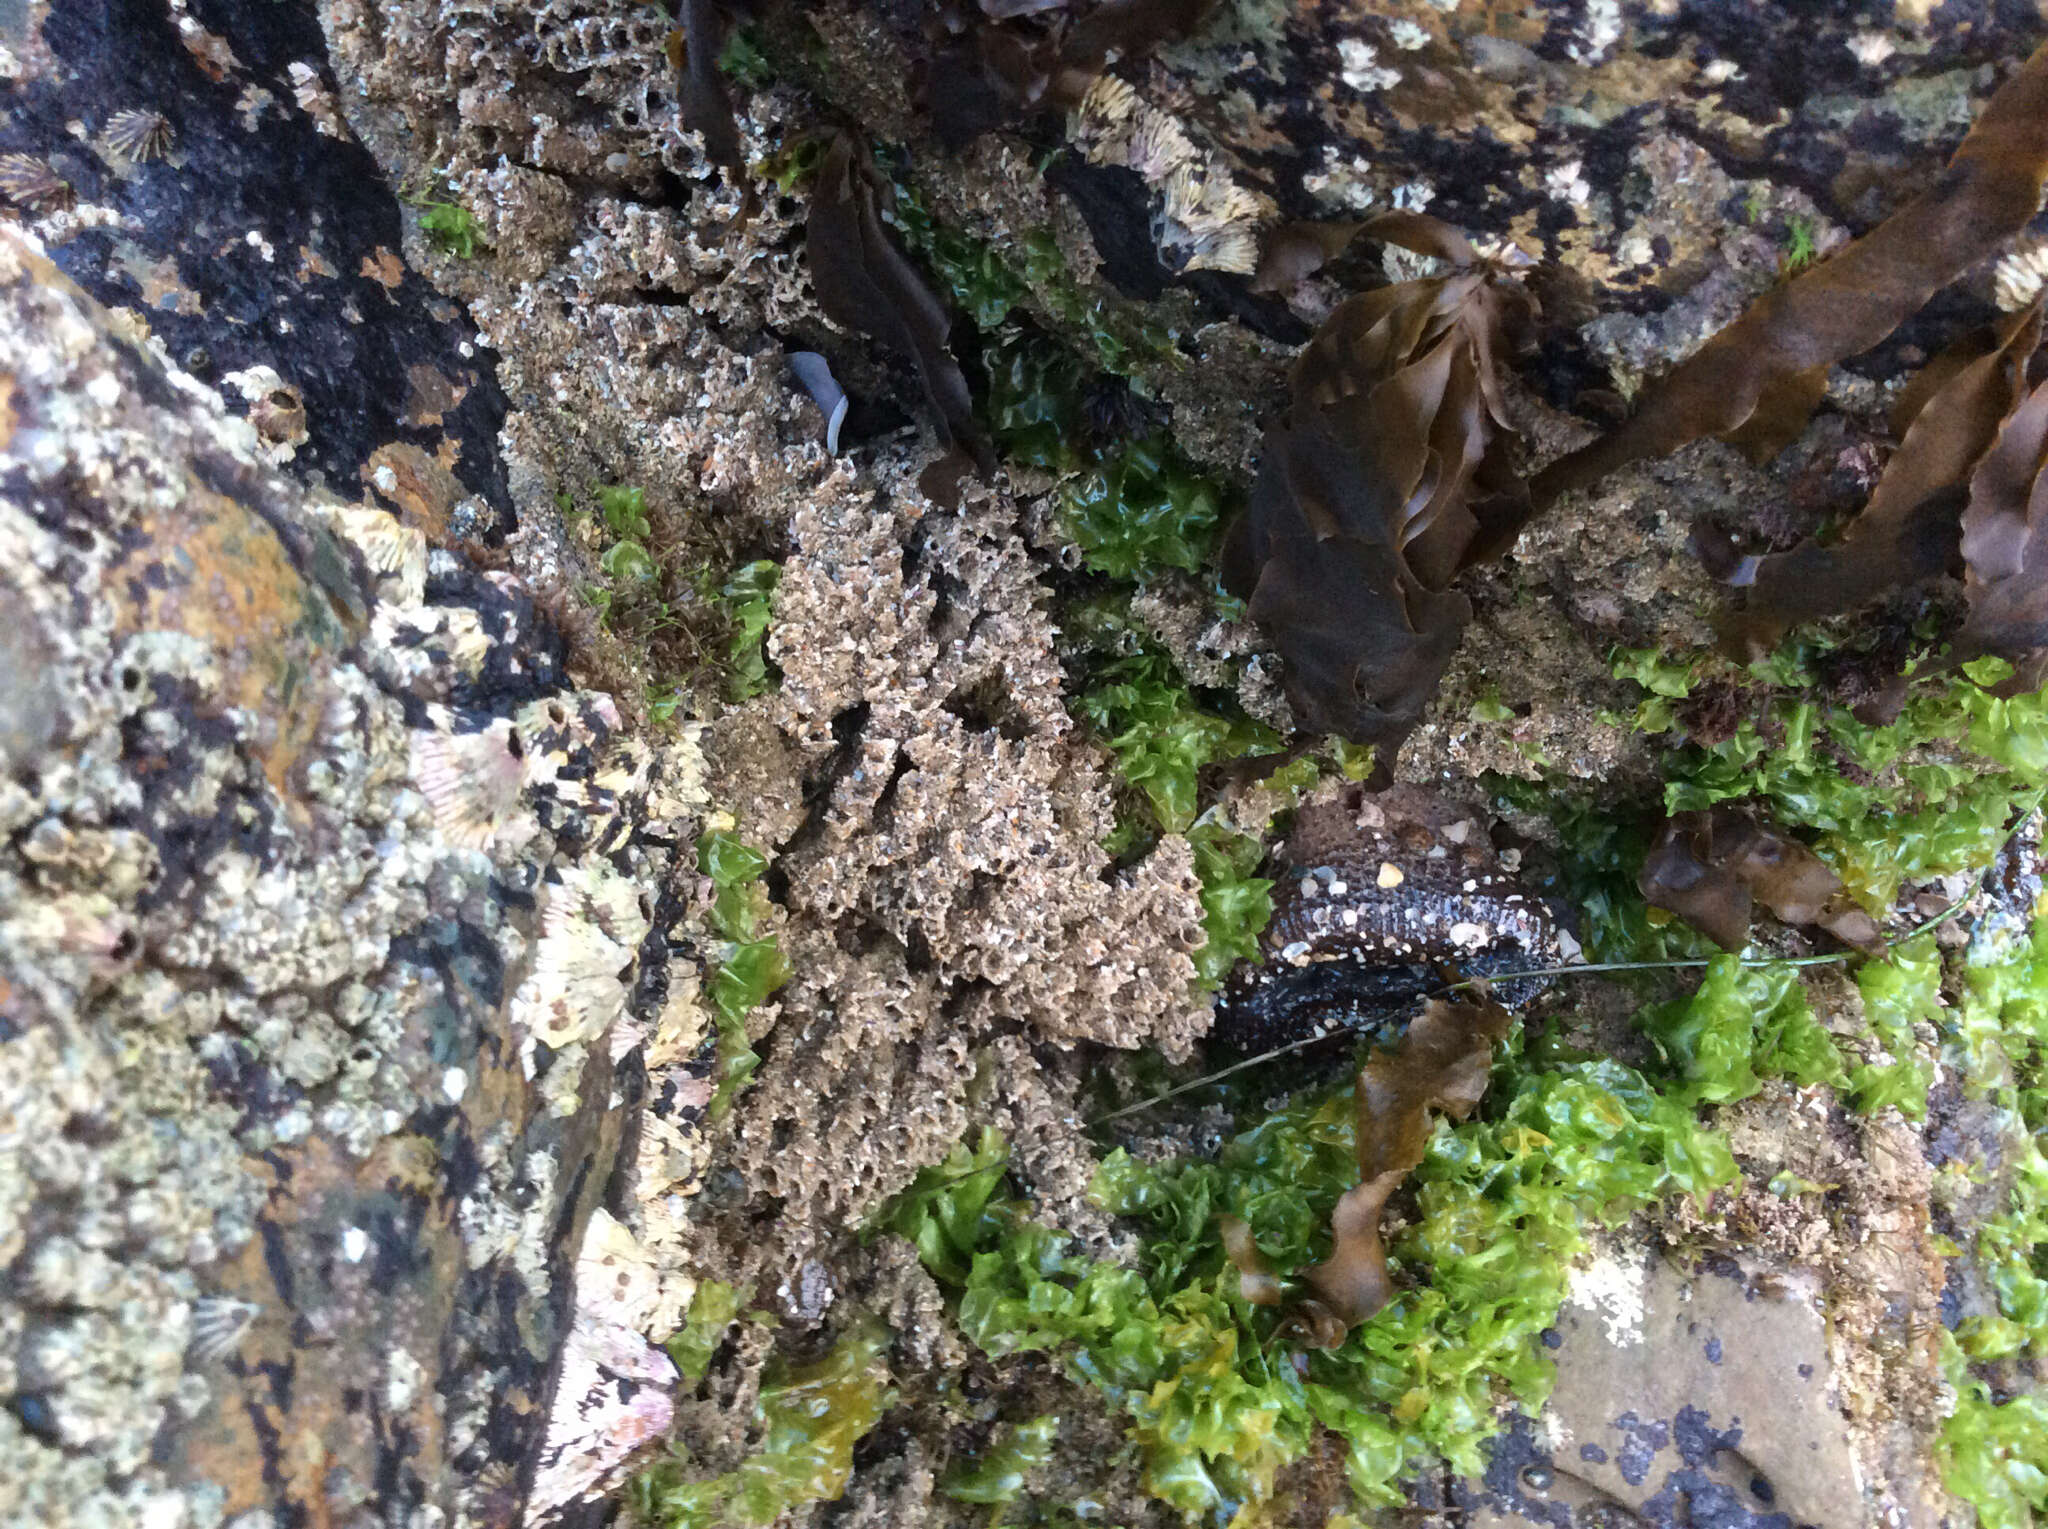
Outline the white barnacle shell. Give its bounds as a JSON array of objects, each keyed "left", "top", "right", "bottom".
[
  {"left": 105, "top": 108, "right": 175, "bottom": 163},
  {"left": 374, "top": 603, "right": 495, "bottom": 679},
  {"left": 1993, "top": 239, "right": 2048, "bottom": 315},
  {"left": 1124, "top": 107, "right": 1199, "bottom": 183},
  {"left": 410, "top": 712, "right": 529, "bottom": 851},
  {"left": 1156, "top": 161, "right": 1264, "bottom": 276},
  {"left": 511, "top": 861, "right": 650, "bottom": 1050},
  {"left": 312, "top": 502, "right": 427, "bottom": 604},
  {"left": 576, "top": 1207, "right": 670, "bottom": 1333},
  {"left": 1072, "top": 72, "right": 1141, "bottom": 160},
  {"left": 188, "top": 1297, "right": 261, "bottom": 1364},
  {"left": 0, "top": 152, "right": 70, "bottom": 212}
]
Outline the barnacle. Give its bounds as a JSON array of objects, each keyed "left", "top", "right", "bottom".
[
  {"left": 1154, "top": 160, "right": 1262, "bottom": 275},
  {"left": 315, "top": 502, "right": 428, "bottom": 604},
  {"left": 511, "top": 860, "right": 650, "bottom": 1051},
  {"left": 222, "top": 366, "right": 309, "bottom": 462},
  {"left": 1071, "top": 74, "right": 1198, "bottom": 185},
  {"left": 104, "top": 109, "right": 174, "bottom": 163},
  {"left": 1125, "top": 108, "right": 1200, "bottom": 182},
  {"left": 409, "top": 712, "right": 528, "bottom": 851},
  {"left": 1069, "top": 71, "right": 1140, "bottom": 159},
  {"left": 1993, "top": 240, "right": 2048, "bottom": 314},
  {"left": 531, "top": 1249, "right": 678, "bottom": 1518},
  {"left": 287, "top": 61, "right": 350, "bottom": 139},
  {"left": 186, "top": 1297, "right": 260, "bottom": 1365},
  {"left": 926, "top": 0, "right": 1214, "bottom": 146},
  {"left": 371, "top": 1133, "right": 443, "bottom": 1197},
  {"left": 0, "top": 153, "right": 72, "bottom": 213}
]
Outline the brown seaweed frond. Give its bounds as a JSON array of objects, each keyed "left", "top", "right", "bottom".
[
  {"left": 670, "top": 0, "right": 757, "bottom": 225},
  {"left": 1223, "top": 997, "right": 1515, "bottom": 1349},
  {"left": 1531, "top": 41, "right": 2048, "bottom": 507},
  {"left": 1954, "top": 349, "right": 2048, "bottom": 693},
  {"left": 804, "top": 132, "right": 993, "bottom": 507},
  {"left": 1248, "top": 220, "right": 1367, "bottom": 295},
  {"left": 1720, "top": 303, "right": 2045, "bottom": 658},
  {"left": 1638, "top": 807, "right": 1883, "bottom": 955},
  {"left": 1221, "top": 213, "right": 1533, "bottom": 768}
]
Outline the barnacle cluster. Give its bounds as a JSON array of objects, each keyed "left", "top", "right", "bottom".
[
  {"left": 1068, "top": 68, "right": 1268, "bottom": 276},
  {"left": 0, "top": 225, "right": 707, "bottom": 1529}
]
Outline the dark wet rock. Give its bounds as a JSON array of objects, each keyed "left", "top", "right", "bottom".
[{"left": 0, "top": 0, "right": 512, "bottom": 524}]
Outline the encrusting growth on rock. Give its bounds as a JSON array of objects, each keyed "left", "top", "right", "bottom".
[
  {"left": 925, "top": 0, "right": 1215, "bottom": 148},
  {"left": 1530, "top": 41, "right": 2048, "bottom": 507}
]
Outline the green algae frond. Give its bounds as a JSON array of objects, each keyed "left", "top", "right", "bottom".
[
  {"left": 667, "top": 1279, "right": 743, "bottom": 1384},
  {"left": 885, "top": 1031, "right": 1735, "bottom": 1522},
  {"left": 1938, "top": 911, "right": 2048, "bottom": 1526},
  {"left": 718, "top": 560, "right": 780, "bottom": 703},
  {"left": 698, "top": 829, "right": 790, "bottom": 1119},
  {"left": 942, "top": 1413, "right": 1060, "bottom": 1506},
  {"left": 1613, "top": 645, "right": 2048, "bottom": 909},
  {"left": 414, "top": 198, "right": 484, "bottom": 258},
  {"left": 637, "top": 1320, "right": 897, "bottom": 1529}
]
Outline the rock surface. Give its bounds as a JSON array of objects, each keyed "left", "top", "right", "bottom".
[
  {"left": 0, "top": 230, "right": 704, "bottom": 1527},
  {"left": 6, "top": 0, "right": 2048, "bottom": 1526}
]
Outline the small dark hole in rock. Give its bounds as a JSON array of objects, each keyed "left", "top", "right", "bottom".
[{"left": 941, "top": 672, "right": 1030, "bottom": 741}]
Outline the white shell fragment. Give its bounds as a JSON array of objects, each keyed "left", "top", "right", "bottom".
[{"left": 529, "top": 1211, "right": 679, "bottom": 1522}]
